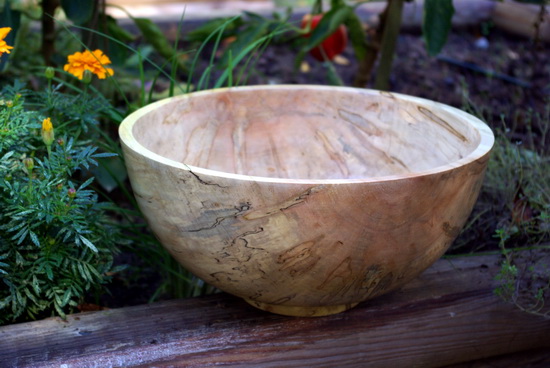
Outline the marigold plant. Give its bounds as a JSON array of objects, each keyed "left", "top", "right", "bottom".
[
  {"left": 0, "top": 79, "right": 122, "bottom": 324},
  {"left": 63, "top": 49, "right": 114, "bottom": 80}
]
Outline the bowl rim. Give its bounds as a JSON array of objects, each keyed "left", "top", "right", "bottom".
[{"left": 118, "top": 85, "right": 495, "bottom": 185}]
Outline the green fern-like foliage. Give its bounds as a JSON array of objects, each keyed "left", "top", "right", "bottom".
[{"left": 0, "top": 82, "right": 120, "bottom": 324}]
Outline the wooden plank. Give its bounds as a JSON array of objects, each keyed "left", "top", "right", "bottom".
[
  {"left": 1, "top": 251, "right": 549, "bottom": 368},
  {"left": 492, "top": 0, "right": 550, "bottom": 42},
  {"left": 106, "top": 0, "right": 496, "bottom": 27},
  {"left": 446, "top": 347, "right": 550, "bottom": 368}
]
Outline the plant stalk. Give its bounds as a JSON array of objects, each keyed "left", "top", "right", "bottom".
[
  {"left": 374, "top": 0, "right": 405, "bottom": 91},
  {"left": 352, "top": 1, "right": 390, "bottom": 88},
  {"left": 41, "top": 0, "right": 59, "bottom": 66}
]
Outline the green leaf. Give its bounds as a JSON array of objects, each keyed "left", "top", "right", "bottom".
[
  {"left": 79, "top": 262, "right": 94, "bottom": 282},
  {"left": 422, "top": 0, "right": 454, "bottom": 56},
  {"left": 29, "top": 231, "right": 40, "bottom": 247},
  {"left": 91, "top": 156, "right": 127, "bottom": 193},
  {"left": 32, "top": 275, "right": 41, "bottom": 294},
  {"left": 78, "top": 177, "right": 95, "bottom": 191},
  {"left": 13, "top": 227, "right": 28, "bottom": 245},
  {"left": 324, "top": 62, "right": 344, "bottom": 86},
  {"left": 133, "top": 18, "right": 188, "bottom": 73},
  {"left": 61, "top": 288, "right": 72, "bottom": 307},
  {"left": 79, "top": 235, "right": 98, "bottom": 253},
  {"left": 23, "top": 287, "right": 38, "bottom": 304},
  {"left": 105, "top": 16, "right": 134, "bottom": 65},
  {"left": 185, "top": 17, "right": 242, "bottom": 43},
  {"left": 60, "top": 0, "right": 95, "bottom": 25},
  {"left": 344, "top": 10, "right": 367, "bottom": 61},
  {"left": 45, "top": 263, "right": 54, "bottom": 281},
  {"left": 306, "top": 6, "right": 352, "bottom": 51},
  {"left": 220, "top": 22, "right": 269, "bottom": 68}
]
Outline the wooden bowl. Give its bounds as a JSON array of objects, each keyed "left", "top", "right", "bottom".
[{"left": 119, "top": 85, "right": 494, "bottom": 317}]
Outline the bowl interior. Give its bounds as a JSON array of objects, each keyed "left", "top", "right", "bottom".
[{"left": 130, "top": 87, "right": 483, "bottom": 180}]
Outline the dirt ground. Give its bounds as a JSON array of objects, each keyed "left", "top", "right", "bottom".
[{"left": 252, "top": 26, "right": 548, "bottom": 132}]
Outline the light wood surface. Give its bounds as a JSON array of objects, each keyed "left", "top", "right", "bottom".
[
  {"left": 119, "top": 85, "right": 494, "bottom": 316},
  {"left": 2, "top": 251, "right": 549, "bottom": 367}
]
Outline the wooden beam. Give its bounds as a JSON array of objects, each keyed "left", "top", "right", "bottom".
[
  {"left": 1, "top": 251, "right": 549, "bottom": 367},
  {"left": 106, "top": 0, "right": 497, "bottom": 27},
  {"left": 492, "top": 0, "right": 550, "bottom": 42}
]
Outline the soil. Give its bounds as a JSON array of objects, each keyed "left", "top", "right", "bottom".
[
  {"left": 253, "top": 27, "right": 548, "bottom": 130},
  {"left": 99, "top": 25, "right": 549, "bottom": 309}
]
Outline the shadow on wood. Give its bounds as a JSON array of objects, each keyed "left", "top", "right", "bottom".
[{"left": 1, "top": 251, "right": 549, "bottom": 367}]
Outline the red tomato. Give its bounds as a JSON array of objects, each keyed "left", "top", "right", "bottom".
[{"left": 301, "top": 14, "right": 348, "bottom": 62}]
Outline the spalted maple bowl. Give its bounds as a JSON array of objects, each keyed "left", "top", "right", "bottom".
[{"left": 119, "top": 85, "right": 494, "bottom": 317}]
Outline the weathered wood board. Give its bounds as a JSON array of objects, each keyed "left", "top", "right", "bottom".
[{"left": 2, "top": 251, "right": 549, "bottom": 367}]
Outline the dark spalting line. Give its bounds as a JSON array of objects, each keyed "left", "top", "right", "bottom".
[
  {"left": 442, "top": 222, "right": 462, "bottom": 238},
  {"left": 315, "top": 130, "right": 350, "bottom": 178},
  {"left": 230, "top": 227, "right": 265, "bottom": 251},
  {"left": 417, "top": 106, "right": 469, "bottom": 142},
  {"left": 247, "top": 290, "right": 265, "bottom": 301},
  {"left": 209, "top": 271, "right": 236, "bottom": 283},
  {"left": 389, "top": 155, "right": 409, "bottom": 170},
  {"left": 278, "top": 245, "right": 320, "bottom": 277},
  {"left": 279, "top": 186, "right": 320, "bottom": 212},
  {"left": 170, "top": 246, "right": 184, "bottom": 254},
  {"left": 243, "top": 185, "right": 325, "bottom": 221},
  {"left": 268, "top": 133, "right": 284, "bottom": 178},
  {"left": 467, "top": 155, "right": 491, "bottom": 176},
  {"left": 337, "top": 109, "right": 383, "bottom": 137},
  {"left": 270, "top": 295, "right": 296, "bottom": 305},
  {"left": 369, "top": 271, "right": 395, "bottom": 297},
  {"left": 186, "top": 216, "right": 228, "bottom": 233},
  {"left": 317, "top": 256, "right": 353, "bottom": 292},
  {"left": 185, "top": 202, "right": 252, "bottom": 233},
  {"left": 134, "top": 192, "right": 154, "bottom": 204},
  {"left": 182, "top": 165, "right": 228, "bottom": 188},
  {"left": 218, "top": 227, "right": 265, "bottom": 261}
]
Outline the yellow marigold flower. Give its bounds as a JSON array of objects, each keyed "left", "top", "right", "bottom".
[
  {"left": 0, "top": 27, "right": 14, "bottom": 57},
  {"left": 41, "top": 117, "right": 55, "bottom": 147},
  {"left": 63, "top": 49, "right": 114, "bottom": 80}
]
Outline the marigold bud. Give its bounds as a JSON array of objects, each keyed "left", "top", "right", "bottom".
[
  {"left": 82, "top": 70, "right": 93, "bottom": 84},
  {"left": 23, "top": 157, "right": 34, "bottom": 172},
  {"left": 41, "top": 117, "right": 55, "bottom": 147},
  {"left": 45, "top": 67, "right": 55, "bottom": 79},
  {"left": 68, "top": 188, "right": 77, "bottom": 199}
]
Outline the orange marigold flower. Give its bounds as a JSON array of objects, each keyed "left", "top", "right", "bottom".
[
  {"left": 63, "top": 49, "right": 114, "bottom": 80},
  {"left": 0, "top": 27, "right": 14, "bottom": 57}
]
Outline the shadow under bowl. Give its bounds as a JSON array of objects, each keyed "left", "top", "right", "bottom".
[{"left": 119, "top": 85, "right": 494, "bottom": 317}]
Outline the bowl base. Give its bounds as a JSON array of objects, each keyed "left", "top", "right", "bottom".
[{"left": 243, "top": 298, "right": 359, "bottom": 317}]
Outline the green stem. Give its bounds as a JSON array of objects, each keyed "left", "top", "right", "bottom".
[{"left": 374, "top": 0, "right": 404, "bottom": 91}]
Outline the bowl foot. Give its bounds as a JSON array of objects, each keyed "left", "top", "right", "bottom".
[{"left": 243, "top": 298, "right": 359, "bottom": 317}]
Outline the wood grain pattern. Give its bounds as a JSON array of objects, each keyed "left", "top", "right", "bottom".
[
  {"left": 2, "top": 251, "right": 549, "bottom": 368},
  {"left": 119, "top": 85, "right": 494, "bottom": 316}
]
